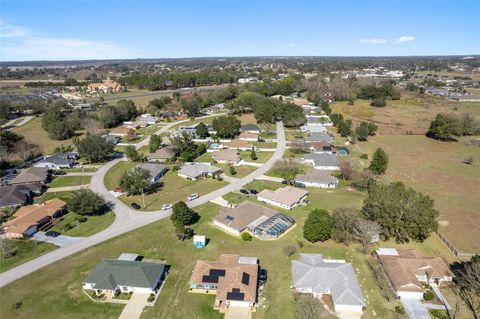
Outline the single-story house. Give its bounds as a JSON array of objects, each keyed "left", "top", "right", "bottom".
[
  {"left": 87, "top": 81, "right": 123, "bottom": 94},
  {"left": 126, "top": 121, "right": 146, "bottom": 129},
  {"left": 109, "top": 125, "right": 137, "bottom": 137},
  {"left": 305, "top": 132, "right": 334, "bottom": 143},
  {"left": 238, "top": 131, "right": 258, "bottom": 141},
  {"left": 376, "top": 248, "right": 454, "bottom": 300},
  {"left": 102, "top": 135, "right": 120, "bottom": 145},
  {"left": 212, "top": 149, "right": 241, "bottom": 165},
  {"left": 224, "top": 139, "right": 254, "bottom": 151},
  {"left": 295, "top": 169, "right": 338, "bottom": 189},
  {"left": 138, "top": 114, "right": 158, "bottom": 125},
  {"left": 11, "top": 167, "right": 49, "bottom": 186},
  {"left": 83, "top": 258, "right": 166, "bottom": 295},
  {"left": 305, "top": 116, "right": 324, "bottom": 126},
  {"left": 240, "top": 124, "right": 261, "bottom": 134},
  {"left": 300, "top": 125, "right": 328, "bottom": 134},
  {"left": 1, "top": 198, "right": 66, "bottom": 239},
  {"left": 214, "top": 201, "right": 295, "bottom": 238},
  {"left": 257, "top": 186, "right": 308, "bottom": 210},
  {"left": 34, "top": 152, "right": 77, "bottom": 170},
  {"left": 147, "top": 147, "right": 175, "bottom": 162},
  {"left": 303, "top": 153, "right": 340, "bottom": 170},
  {"left": 189, "top": 254, "right": 259, "bottom": 311},
  {"left": 178, "top": 163, "right": 222, "bottom": 181},
  {"left": 305, "top": 142, "right": 337, "bottom": 154},
  {"left": 292, "top": 254, "right": 365, "bottom": 319},
  {"left": 0, "top": 183, "right": 43, "bottom": 208},
  {"left": 134, "top": 163, "right": 167, "bottom": 184}
]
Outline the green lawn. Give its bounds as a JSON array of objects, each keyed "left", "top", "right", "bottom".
[
  {"left": 252, "top": 141, "right": 277, "bottom": 148},
  {"left": 215, "top": 163, "right": 257, "bottom": 178},
  {"left": 104, "top": 161, "right": 227, "bottom": 211},
  {"left": 194, "top": 152, "right": 213, "bottom": 162},
  {"left": 48, "top": 176, "right": 91, "bottom": 188},
  {"left": 240, "top": 150, "right": 272, "bottom": 163},
  {"left": 136, "top": 126, "right": 161, "bottom": 136},
  {"left": 48, "top": 211, "right": 115, "bottom": 237},
  {"left": 64, "top": 167, "right": 98, "bottom": 173},
  {"left": 0, "top": 240, "right": 57, "bottom": 273}
]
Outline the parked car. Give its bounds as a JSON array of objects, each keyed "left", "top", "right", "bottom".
[
  {"left": 161, "top": 203, "right": 173, "bottom": 210},
  {"left": 187, "top": 193, "right": 199, "bottom": 201},
  {"left": 45, "top": 231, "right": 60, "bottom": 237},
  {"left": 131, "top": 203, "right": 141, "bottom": 209},
  {"left": 259, "top": 268, "right": 267, "bottom": 285},
  {"left": 282, "top": 180, "right": 289, "bottom": 185},
  {"left": 239, "top": 189, "right": 249, "bottom": 195},
  {"left": 294, "top": 182, "right": 306, "bottom": 188},
  {"left": 258, "top": 138, "right": 265, "bottom": 142},
  {"left": 249, "top": 189, "right": 258, "bottom": 195}
]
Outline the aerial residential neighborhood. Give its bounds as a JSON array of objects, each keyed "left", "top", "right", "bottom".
[{"left": 0, "top": 1, "right": 479, "bottom": 319}]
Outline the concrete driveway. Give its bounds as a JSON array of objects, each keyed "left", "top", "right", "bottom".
[
  {"left": 118, "top": 293, "right": 149, "bottom": 319},
  {"left": 225, "top": 306, "right": 252, "bottom": 319},
  {"left": 30, "top": 231, "right": 83, "bottom": 247},
  {"left": 401, "top": 298, "right": 430, "bottom": 319}
]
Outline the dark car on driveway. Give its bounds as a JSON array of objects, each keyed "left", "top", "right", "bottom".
[
  {"left": 259, "top": 268, "right": 267, "bottom": 285},
  {"left": 131, "top": 203, "right": 141, "bottom": 209},
  {"left": 239, "top": 189, "right": 249, "bottom": 195},
  {"left": 249, "top": 189, "right": 258, "bottom": 195},
  {"left": 294, "top": 182, "right": 306, "bottom": 188},
  {"left": 45, "top": 231, "right": 60, "bottom": 237}
]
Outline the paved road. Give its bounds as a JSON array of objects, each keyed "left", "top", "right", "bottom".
[
  {"left": 0, "top": 121, "right": 285, "bottom": 288},
  {"left": 1, "top": 116, "right": 33, "bottom": 130}
]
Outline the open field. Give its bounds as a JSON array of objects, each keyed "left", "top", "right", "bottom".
[
  {"left": 0, "top": 193, "right": 460, "bottom": 319},
  {"left": 0, "top": 241, "right": 56, "bottom": 274},
  {"left": 358, "top": 134, "right": 480, "bottom": 253},
  {"left": 331, "top": 91, "right": 480, "bottom": 135},
  {"left": 104, "top": 161, "right": 227, "bottom": 210},
  {"left": 215, "top": 163, "right": 257, "bottom": 178},
  {"left": 240, "top": 150, "right": 272, "bottom": 163},
  {"left": 48, "top": 176, "right": 91, "bottom": 188},
  {"left": 12, "top": 117, "right": 78, "bottom": 154}
]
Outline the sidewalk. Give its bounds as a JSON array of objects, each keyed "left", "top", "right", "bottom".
[
  {"left": 255, "top": 175, "right": 283, "bottom": 183},
  {"left": 47, "top": 184, "right": 90, "bottom": 192}
]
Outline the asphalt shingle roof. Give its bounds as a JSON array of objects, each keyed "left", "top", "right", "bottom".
[{"left": 303, "top": 153, "right": 339, "bottom": 167}]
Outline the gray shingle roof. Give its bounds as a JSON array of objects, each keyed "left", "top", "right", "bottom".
[
  {"left": 36, "top": 153, "right": 76, "bottom": 167},
  {"left": 305, "top": 132, "right": 333, "bottom": 143},
  {"left": 295, "top": 169, "right": 338, "bottom": 184},
  {"left": 84, "top": 259, "right": 165, "bottom": 290},
  {"left": 241, "top": 124, "right": 261, "bottom": 132},
  {"left": 292, "top": 254, "right": 365, "bottom": 307},
  {"left": 303, "top": 153, "right": 339, "bottom": 167},
  {"left": 178, "top": 163, "right": 222, "bottom": 179},
  {"left": 135, "top": 163, "right": 167, "bottom": 178}
]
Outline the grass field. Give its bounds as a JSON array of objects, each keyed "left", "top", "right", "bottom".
[
  {"left": 0, "top": 241, "right": 56, "bottom": 273},
  {"left": 0, "top": 190, "right": 460, "bottom": 319},
  {"left": 194, "top": 152, "right": 213, "bottom": 162},
  {"left": 48, "top": 176, "right": 91, "bottom": 188},
  {"left": 215, "top": 163, "right": 257, "bottom": 178},
  {"left": 240, "top": 150, "right": 272, "bottom": 163},
  {"left": 104, "top": 161, "right": 227, "bottom": 210},
  {"left": 48, "top": 211, "right": 115, "bottom": 237},
  {"left": 12, "top": 117, "right": 79, "bottom": 154}
]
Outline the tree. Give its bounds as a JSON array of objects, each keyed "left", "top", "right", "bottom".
[
  {"left": 195, "top": 122, "right": 210, "bottom": 138},
  {"left": 290, "top": 139, "right": 308, "bottom": 154},
  {"left": 272, "top": 159, "right": 302, "bottom": 180},
  {"left": 172, "top": 219, "right": 194, "bottom": 241},
  {"left": 229, "top": 166, "right": 236, "bottom": 175},
  {"left": 76, "top": 134, "right": 115, "bottom": 163},
  {"left": 170, "top": 132, "right": 199, "bottom": 161},
  {"left": 181, "top": 95, "right": 203, "bottom": 116},
  {"left": 171, "top": 201, "right": 198, "bottom": 225},
  {"left": 354, "top": 219, "right": 382, "bottom": 253},
  {"left": 294, "top": 294, "right": 330, "bottom": 319},
  {"left": 370, "top": 98, "right": 386, "bottom": 107},
  {"left": 355, "top": 121, "right": 377, "bottom": 141},
  {"left": 427, "top": 114, "right": 461, "bottom": 141},
  {"left": 250, "top": 148, "right": 257, "bottom": 160},
  {"left": 212, "top": 115, "right": 241, "bottom": 138},
  {"left": 0, "top": 101, "right": 12, "bottom": 122},
  {"left": 339, "top": 160, "right": 353, "bottom": 180},
  {"left": 241, "top": 232, "right": 253, "bottom": 241},
  {"left": 337, "top": 119, "right": 352, "bottom": 137},
  {"left": 172, "top": 91, "right": 181, "bottom": 101},
  {"left": 148, "top": 96, "right": 172, "bottom": 109},
  {"left": 67, "top": 189, "right": 106, "bottom": 215},
  {"left": 125, "top": 145, "right": 144, "bottom": 162},
  {"left": 303, "top": 209, "right": 332, "bottom": 243},
  {"left": 369, "top": 148, "right": 389, "bottom": 174},
  {"left": 459, "top": 113, "right": 479, "bottom": 136},
  {"left": 149, "top": 134, "right": 163, "bottom": 153},
  {"left": 362, "top": 182, "right": 438, "bottom": 242},
  {"left": 119, "top": 167, "right": 151, "bottom": 207},
  {"left": 331, "top": 208, "right": 359, "bottom": 245},
  {"left": 452, "top": 257, "right": 480, "bottom": 319}
]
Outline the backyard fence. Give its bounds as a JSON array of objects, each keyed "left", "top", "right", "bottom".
[{"left": 435, "top": 231, "right": 474, "bottom": 261}]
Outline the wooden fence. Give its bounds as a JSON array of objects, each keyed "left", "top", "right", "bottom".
[{"left": 435, "top": 231, "right": 475, "bottom": 261}]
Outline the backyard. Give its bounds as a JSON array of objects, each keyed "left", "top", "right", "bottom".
[{"left": 48, "top": 176, "right": 91, "bottom": 188}]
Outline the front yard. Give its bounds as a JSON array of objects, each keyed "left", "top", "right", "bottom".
[
  {"left": 48, "top": 176, "right": 91, "bottom": 188},
  {"left": 0, "top": 240, "right": 57, "bottom": 273}
]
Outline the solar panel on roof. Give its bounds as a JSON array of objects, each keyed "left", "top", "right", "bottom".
[
  {"left": 227, "top": 291, "right": 245, "bottom": 301},
  {"left": 210, "top": 269, "right": 226, "bottom": 277},
  {"left": 232, "top": 288, "right": 240, "bottom": 293},
  {"left": 241, "top": 272, "right": 250, "bottom": 285},
  {"left": 202, "top": 275, "right": 219, "bottom": 283},
  {"left": 225, "top": 215, "right": 234, "bottom": 221}
]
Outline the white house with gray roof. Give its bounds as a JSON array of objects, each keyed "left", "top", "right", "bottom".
[
  {"left": 178, "top": 163, "right": 222, "bottom": 181},
  {"left": 34, "top": 153, "right": 77, "bottom": 170},
  {"left": 295, "top": 169, "right": 338, "bottom": 189},
  {"left": 292, "top": 254, "right": 365, "bottom": 319},
  {"left": 83, "top": 258, "right": 166, "bottom": 295},
  {"left": 134, "top": 163, "right": 167, "bottom": 184},
  {"left": 303, "top": 153, "right": 339, "bottom": 170}
]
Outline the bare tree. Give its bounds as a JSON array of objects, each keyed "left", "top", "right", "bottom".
[
  {"left": 290, "top": 139, "right": 308, "bottom": 154},
  {"left": 83, "top": 118, "right": 101, "bottom": 134},
  {"left": 339, "top": 160, "right": 353, "bottom": 180},
  {"left": 0, "top": 237, "right": 16, "bottom": 259},
  {"left": 353, "top": 219, "right": 382, "bottom": 253},
  {"left": 13, "top": 140, "right": 39, "bottom": 161},
  {"left": 294, "top": 294, "right": 335, "bottom": 319},
  {"left": 453, "top": 260, "right": 480, "bottom": 319},
  {"left": 283, "top": 244, "right": 297, "bottom": 258}
]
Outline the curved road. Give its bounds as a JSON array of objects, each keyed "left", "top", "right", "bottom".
[{"left": 0, "top": 121, "right": 285, "bottom": 288}]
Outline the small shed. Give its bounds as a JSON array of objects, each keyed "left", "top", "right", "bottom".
[
  {"left": 193, "top": 235, "right": 206, "bottom": 248},
  {"left": 118, "top": 253, "right": 139, "bottom": 261}
]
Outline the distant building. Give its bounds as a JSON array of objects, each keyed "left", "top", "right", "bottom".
[
  {"left": 34, "top": 153, "right": 77, "bottom": 170},
  {"left": 0, "top": 183, "right": 43, "bottom": 208},
  {"left": 193, "top": 235, "right": 207, "bottom": 248},
  {"left": 238, "top": 77, "right": 259, "bottom": 84},
  {"left": 87, "top": 80, "right": 123, "bottom": 94},
  {"left": 147, "top": 147, "right": 175, "bottom": 162}
]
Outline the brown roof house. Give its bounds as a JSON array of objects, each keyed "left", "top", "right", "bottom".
[
  {"left": 109, "top": 125, "right": 137, "bottom": 138},
  {"left": 11, "top": 167, "right": 49, "bottom": 186},
  {"left": 376, "top": 248, "right": 454, "bottom": 300},
  {"left": 147, "top": 147, "right": 175, "bottom": 162},
  {"left": 257, "top": 186, "right": 308, "bottom": 210},
  {"left": 238, "top": 131, "right": 258, "bottom": 142},
  {"left": 212, "top": 149, "right": 241, "bottom": 165},
  {"left": 1, "top": 198, "right": 66, "bottom": 239},
  {"left": 189, "top": 254, "right": 259, "bottom": 312},
  {"left": 87, "top": 80, "right": 123, "bottom": 94},
  {"left": 214, "top": 201, "right": 295, "bottom": 239},
  {"left": 224, "top": 139, "right": 254, "bottom": 151}
]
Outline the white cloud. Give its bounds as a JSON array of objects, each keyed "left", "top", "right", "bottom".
[
  {"left": 0, "top": 21, "right": 136, "bottom": 61},
  {"left": 359, "top": 38, "right": 387, "bottom": 45},
  {"left": 287, "top": 43, "right": 297, "bottom": 48},
  {"left": 395, "top": 36, "right": 416, "bottom": 43}
]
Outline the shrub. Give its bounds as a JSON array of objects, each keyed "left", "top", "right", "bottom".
[
  {"left": 283, "top": 244, "right": 297, "bottom": 258},
  {"left": 303, "top": 209, "right": 332, "bottom": 243},
  {"left": 12, "top": 301, "right": 23, "bottom": 310},
  {"left": 424, "top": 290, "right": 434, "bottom": 301},
  {"left": 147, "top": 293, "right": 155, "bottom": 302},
  {"left": 171, "top": 201, "right": 198, "bottom": 225},
  {"left": 241, "top": 232, "right": 253, "bottom": 241},
  {"left": 360, "top": 153, "right": 368, "bottom": 160},
  {"left": 429, "top": 309, "right": 450, "bottom": 319},
  {"left": 296, "top": 239, "right": 304, "bottom": 248},
  {"left": 229, "top": 166, "right": 236, "bottom": 175},
  {"left": 370, "top": 98, "right": 386, "bottom": 107}
]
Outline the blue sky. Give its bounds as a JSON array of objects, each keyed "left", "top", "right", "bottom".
[{"left": 1, "top": 1, "right": 479, "bottom": 61}]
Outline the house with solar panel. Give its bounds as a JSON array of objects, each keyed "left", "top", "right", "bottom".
[
  {"left": 213, "top": 201, "right": 295, "bottom": 239},
  {"left": 82, "top": 253, "right": 167, "bottom": 296},
  {"left": 189, "top": 254, "right": 259, "bottom": 312}
]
